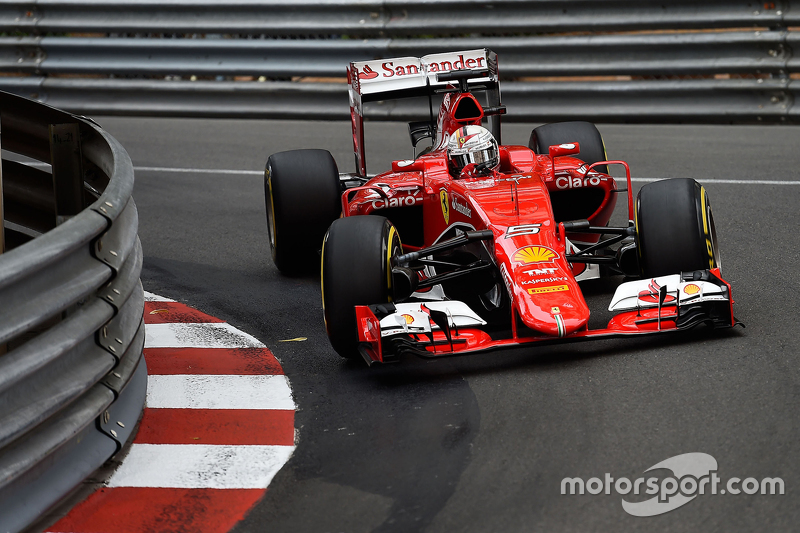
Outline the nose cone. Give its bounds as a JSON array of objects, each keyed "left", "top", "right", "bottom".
[
  {"left": 522, "top": 306, "right": 588, "bottom": 337},
  {"left": 515, "top": 286, "right": 590, "bottom": 338},
  {"left": 494, "top": 227, "right": 591, "bottom": 338}
]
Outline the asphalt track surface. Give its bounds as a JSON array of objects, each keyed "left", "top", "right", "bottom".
[{"left": 87, "top": 116, "right": 799, "bottom": 532}]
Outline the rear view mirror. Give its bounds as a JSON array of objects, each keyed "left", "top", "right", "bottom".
[
  {"left": 548, "top": 142, "right": 581, "bottom": 182},
  {"left": 548, "top": 142, "right": 581, "bottom": 158}
]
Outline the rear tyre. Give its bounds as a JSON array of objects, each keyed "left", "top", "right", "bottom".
[
  {"left": 636, "top": 178, "right": 721, "bottom": 278},
  {"left": 322, "top": 216, "right": 402, "bottom": 359},
  {"left": 265, "top": 149, "right": 341, "bottom": 274},
  {"left": 529, "top": 121, "right": 608, "bottom": 174}
]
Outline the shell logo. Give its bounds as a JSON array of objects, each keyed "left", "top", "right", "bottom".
[
  {"left": 684, "top": 283, "right": 701, "bottom": 295},
  {"left": 401, "top": 314, "right": 414, "bottom": 324},
  {"left": 512, "top": 246, "right": 558, "bottom": 265}
]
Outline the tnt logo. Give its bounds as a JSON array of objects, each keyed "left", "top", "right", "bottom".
[{"left": 527, "top": 267, "right": 558, "bottom": 276}]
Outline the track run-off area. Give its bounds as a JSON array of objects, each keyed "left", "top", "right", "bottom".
[{"left": 32, "top": 118, "right": 800, "bottom": 532}]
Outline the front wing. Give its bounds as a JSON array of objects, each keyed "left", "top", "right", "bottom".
[{"left": 354, "top": 268, "right": 740, "bottom": 366}]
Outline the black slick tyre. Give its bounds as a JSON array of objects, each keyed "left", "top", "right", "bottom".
[
  {"left": 636, "top": 178, "right": 721, "bottom": 278},
  {"left": 321, "top": 215, "right": 402, "bottom": 359},
  {"left": 265, "top": 149, "right": 341, "bottom": 274},
  {"left": 529, "top": 121, "right": 608, "bottom": 174}
]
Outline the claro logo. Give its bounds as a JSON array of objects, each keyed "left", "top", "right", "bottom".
[
  {"left": 561, "top": 453, "right": 784, "bottom": 517},
  {"left": 371, "top": 193, "right": 422, "bottom": 209},
  {"left": 555, "top": 174, "right": 605, "bottom": 189}
]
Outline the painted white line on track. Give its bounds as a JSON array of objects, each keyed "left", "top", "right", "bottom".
[
  {"left": 145, "top": 322, "right": 265, "bottom": 349},
  {"left": 13, "top": 160, "right": 800, "bottom": 184},
  {"left": 137, "top": 167, "right": 800, "bottom": 185},
  {"left": 146, "top": 374, "right": 295, "bottom": 410},
  {"left": 137, "top": 166, "right": 800, "bottom": 185},
  {"left": 143, "top": 290, "right": 176, "bottom": 302},
  {"left": 628, "top": 177, "right": 800, "bottom": 185},
  {"left": 106, "top": 444, "right": 295, "bottom": 489},
  {"left": 136, "top": 166, "right": 262, "bottom": 176}
]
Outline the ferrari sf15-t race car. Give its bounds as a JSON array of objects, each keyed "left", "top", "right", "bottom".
[{"left": 265, "top": 48, "right": 739, "bottom": 366}]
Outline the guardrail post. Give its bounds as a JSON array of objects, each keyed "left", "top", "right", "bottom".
[
  {"left": 49, "top": 123, "right": 84, "bottom": 226},
  {"left": 0, "top": 120, "right": 4, "bottom": 254},
  {"left": 0, "top": 122, "right": 4, "bottom": 356}
]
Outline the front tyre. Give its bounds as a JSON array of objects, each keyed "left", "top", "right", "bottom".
[
  {"left": 636, "top": 178, "right": 721, "bottom": 278},
  {"left": 265, "top": 149, "right": 341, "bottom": 274},
  {"left": 321, "top": 216, "right": 402, "bottom": 359}
]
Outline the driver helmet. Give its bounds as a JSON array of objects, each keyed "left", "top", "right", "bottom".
[{"left": 446, "top": 125, "right": 499, "bottom": 178}]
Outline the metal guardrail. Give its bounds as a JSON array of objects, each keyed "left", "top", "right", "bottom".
[
  {"left": 0, "top": 90, "right": 145, "bottom": 533},
  {"left": 3, "top": 31, "right": 795, "bottom": 78},
  {"left": 4, "top": 77, "right": 796, "bottom": 124},
  {"left": 0, "top": 1, "right": 793, "bottom": 35},
  {"left": 0, "top": 1, "right": 798, "bottom": 123}
]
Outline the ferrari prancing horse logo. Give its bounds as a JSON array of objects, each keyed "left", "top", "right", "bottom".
[{"left": 440, "top": 189, "right": 450, "bottom": 224}]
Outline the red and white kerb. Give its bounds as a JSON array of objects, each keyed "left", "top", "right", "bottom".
[{"left": 46, "top": 291, "right": 296, "bottom": 533}]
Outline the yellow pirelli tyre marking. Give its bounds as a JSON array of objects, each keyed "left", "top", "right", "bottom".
[
  {"left": 386, "top": 226, "right": 401, "bottom": 301},
  {"left": 700, "top": 186, "right": 715, "bottom": 268}
]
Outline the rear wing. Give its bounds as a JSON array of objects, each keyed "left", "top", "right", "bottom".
[{"left": 347, "top": 49, "right": 499, "bottom": 176}]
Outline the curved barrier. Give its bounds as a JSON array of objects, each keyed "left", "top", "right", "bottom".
[{"left": 0, "top": 90, "right": 145, "bottom": 533}]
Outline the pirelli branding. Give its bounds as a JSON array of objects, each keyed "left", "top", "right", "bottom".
[{"left": 527, "top": 284, "right": 569, "bottom": 295}]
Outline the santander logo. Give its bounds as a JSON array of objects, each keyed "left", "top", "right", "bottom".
[
  {"left": 358, "top": 65, "right": 379, "bottom": 80},
  {"left": 357, "top": 53, "right": 487, "bottom": 82},
  {"left": 638, "top": 279, "right": 676, "bottom": 304},
  {"left": 423, "top": 53, "right": 486, "bottom": 74}
]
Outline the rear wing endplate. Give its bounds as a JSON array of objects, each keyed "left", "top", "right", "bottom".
[{"left": 347, "top": 49, "right": 499, "bottom": 176}]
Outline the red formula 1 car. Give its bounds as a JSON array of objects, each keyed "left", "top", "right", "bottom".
[{"left": 265, "top": 49, "right": 738, "bottom": 365}]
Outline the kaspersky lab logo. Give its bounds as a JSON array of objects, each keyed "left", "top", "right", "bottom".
[{"left": 561, "top": 453, "right": 784, "bottom": 517}]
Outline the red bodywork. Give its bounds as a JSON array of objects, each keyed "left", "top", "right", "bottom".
[{"left": 343, "top": 50, "right": 736, "bottom": 364}]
